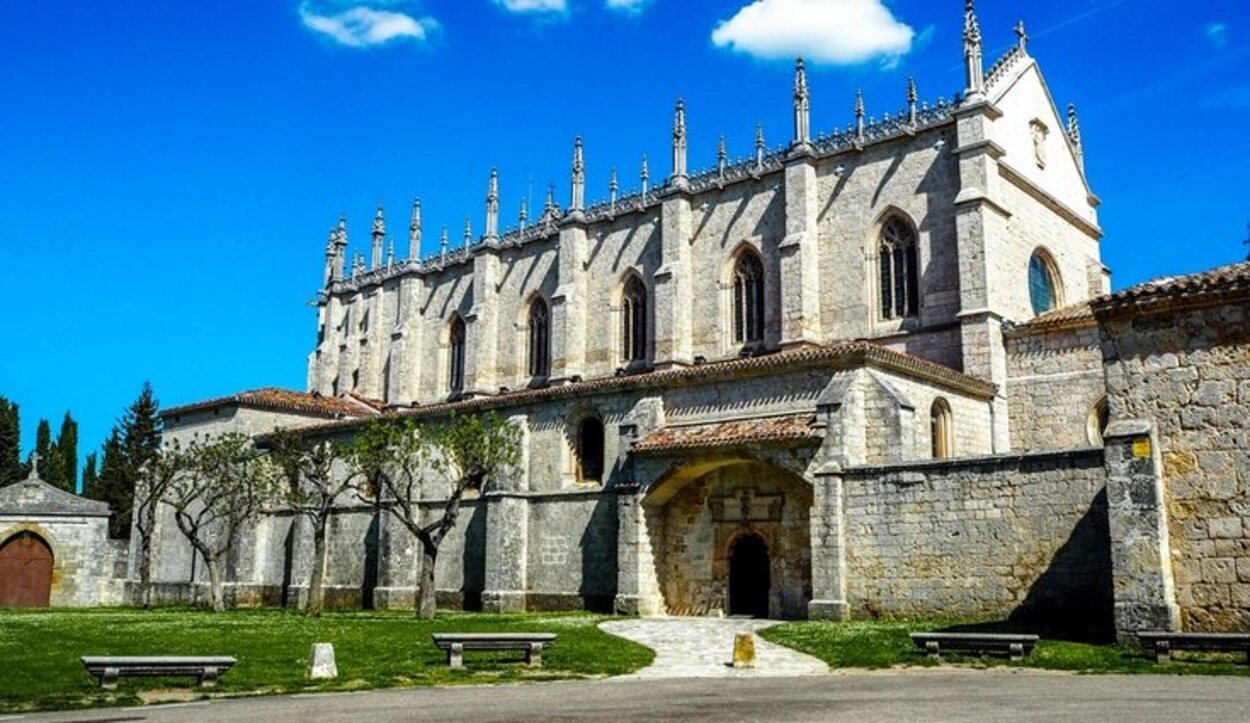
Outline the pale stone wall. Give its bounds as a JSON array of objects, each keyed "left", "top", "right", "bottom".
[
  {"left": 839, "top": 449, "right": 1111, "bottom": 634},
  {"left": 1006, "top": 324, "right": 1106, "bottom": 451},
  {"left": 0, "top": 517, "right": 125, "bottom": 606},
  {"left": 1100, "top": 300, "right": 1250, "bottom": 631}
]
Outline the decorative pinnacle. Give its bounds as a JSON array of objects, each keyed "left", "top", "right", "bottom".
[
  {"left": 487, "top": 167, "right": 499, "bottom": 203},
  {"left": 372, "top": 205, "right": 385, "bottom": 236},
  {"left": 907, "top": 77, "right": 918, "bottom": 124},
  {"left": 640, "top": 154, "right": 650, "bottom": 194},
  {"left": 571, "top": 137, "right": 586, "bottom": 211},
  {"left": 439, "top": 225, "right": 448, "bottom": 258},
  {"left": 1015, "top": 18, "right": 1029, "bottom": 52},
  {"left": 717, "top": 135, "right": 727, "bottom": 177},
  {"left": 1066, "top": 103, "right": 1082, "bottom": 146},
  {"left": 463, "top": 218, "right": 472, "bottom": 248},
  {"left": 485, "top": 167, "right": 500, "bottom": 239},
  {"left": 672, "top": 99, "right": 688, "bottom": 181},
  {"left": 673, "top": 98, "right": 686, "bottom": 139},
  {"left": 793, "top": 56, "right": 808, "bottom": 101},
  {"left": 371, "top": 205, "right": 385, "bottom": 269},
  {"left": 792, "top": 57, "right": 811, "bottom": 146},
  {"left": 963, "top": 0, "right": 982, "bottom": 47},
  {"left": 386, "top": 239, "right": 394, "bottom": 267},
  {"left": 855, "top": 89, "right": 866, "bottom": 140},
  {"left": 609, "top": 166, "right": 619, "bottom": 206},
  {"left": 408, "top": 198, "right": 421, "bottom": 260},
  {"left": 519, "top": 198, "right": 528, "bottom": 226},
  {"left": 544, "top": 183, "right": 557, "bottom": 213}
]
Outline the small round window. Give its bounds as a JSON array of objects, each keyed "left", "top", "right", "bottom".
[{"left": 1028, "top": 251, "right": 1060, "bottom": 316}]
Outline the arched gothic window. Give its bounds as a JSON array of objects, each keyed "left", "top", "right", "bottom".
[
  {"left": 732, "top": 250, "right": 765, "bottom": 344},
  {"left": 621, "top": 275, "right": 648, "bottom": 363},
  {"left": 527, "top": 298, "right": 550, "bottom": 378},
  {"left": 1028, "top": 250, "right": 1062, "bottom": 316},
  {"left": 576, "top": 415, "right": 605, "bottom": 483},
  {"left": 1087, "top": 396, "right": 1110, "bottom": 446},
  {"left": 930, "top": 398, "right": 953, "bottom": 459},
  {"left": 448, "top": 316, "right": 466, "bottom": 393},
  {"left": 879, "top": 217, "right": 919, "bottom": 320}
]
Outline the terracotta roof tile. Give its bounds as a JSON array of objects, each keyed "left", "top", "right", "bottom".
[
  {"left": 1097, "top": 260, "right": 1250, "bottom": 309},
  {"left": 1009, "top": 301, "right": 1095, "bottom": 333},
  {"left": 633, "top": 414, "right": 820, "bottom": 454},
  {"left": 161, "top": 388, "right": 381, "bottom": 420}
]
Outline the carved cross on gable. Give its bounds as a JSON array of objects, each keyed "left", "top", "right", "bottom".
[{"left": 29, "top": 452, "right": 40, "bottom": 478}]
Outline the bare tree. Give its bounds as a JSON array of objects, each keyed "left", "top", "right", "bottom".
[
  {"left": 133, "top": 440, "right": 190, "bottom": 608},
  {"left": 264, "top": 429, "right": 357, "bottom": 617},
  {"left": 350, "top": 412, "right": 519, "bottom": 619},
  {"left": 164, "top": 433, "right": 279, "bottom": 612}
]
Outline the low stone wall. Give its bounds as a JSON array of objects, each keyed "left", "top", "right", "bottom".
[{"left": 840, "top": 449, "right": 1112, "bottom": 636}]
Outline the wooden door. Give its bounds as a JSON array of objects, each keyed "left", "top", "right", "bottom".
[{"left": 0, "top": 532, "right": 53, "bottom": 607}]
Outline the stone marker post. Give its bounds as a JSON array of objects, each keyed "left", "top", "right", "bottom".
[{"left": 308, "top": 642, "right": 338, "bottom": 680}]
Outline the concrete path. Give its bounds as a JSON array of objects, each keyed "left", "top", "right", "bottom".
[
  {"left": 599, "top": 617, "right": 828, "bottom": 678},
  {"left": 24, "top": 671, "right": 1250, "bottom": 722}
]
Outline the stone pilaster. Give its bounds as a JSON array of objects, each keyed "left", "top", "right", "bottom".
[
  {"left": 390, "top": 275, "right": 427, "bottom": 405},
  {"left": 481, "top": 493, "right": 529, "bottom": 612},
  {"left": 653, "top": 192, "right": 693, "bottom": 368},
  {"left": 465, "top": 248, "right": 500, "bottom": 395},
  {"left": 779, "top": 152, "right": 821, "bottom": 348},
  {"left": 806, "top": 371, "right": 864, "bottom": 619},
  {"left": 613, "top": 491, "right": 663, "bottom": 615},
  {"left": 551, "top": 220, "right": 588, "bottom": 381},
  {"left": 1103, "top": 419, "right": 1180, "bottom": 641}
]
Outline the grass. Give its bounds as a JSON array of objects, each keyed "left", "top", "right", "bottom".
[
  {"left": 760, "top": 618, "right": 1250, "bottom": 676},
  {"left": 0, "top": 608, "right": 653, "bottom": 714}
]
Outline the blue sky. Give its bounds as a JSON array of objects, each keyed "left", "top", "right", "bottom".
[{"left": 1, "top": 0, "right": 1247, "bottom": 480}]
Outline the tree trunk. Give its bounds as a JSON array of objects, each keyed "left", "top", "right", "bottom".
[
  {"left": 415, "top": 539, "right": 438, "bottom": 620},
  {"left": 137, "top": 531, "right": 153, "bottom": 608},
  {"left": 306, "top": 514, "right": 328, "bottom": 618},
  {"left": 205, "top": 556, "right": 226, "bottom": 612}
]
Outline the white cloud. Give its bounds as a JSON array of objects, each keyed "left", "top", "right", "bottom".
[
  {"left": 494, "top": 0, "right": 568, "bottom": 14},
  {"left": 711, "top": 0, "right": 914, "bottom": 66},
  {"left": 606, "top": 0, "right": 653, "bottom": 14},
  {"left": 1206, "top": 22, "right": 1228, "bottom": 48},
  {"left": 299, "top": 3, "right": 438, "bottom": 47}
]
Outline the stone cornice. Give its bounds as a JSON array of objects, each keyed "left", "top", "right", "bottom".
[{"left": 997, "top": 162, "right": 1102, "bottom": 240}]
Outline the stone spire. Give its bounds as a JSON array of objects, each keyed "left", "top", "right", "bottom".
[
  {"left": 330, "top": 215, "right": 348, "bottom": 281},
  {"left": 440, "top": 225, "right": 448, "bottom": 263},
  {"left": 963, "top": 0, "right": 985, "bottom": 101},
  {"left": 640, "top": 154, "right": 650, "bottom": 195},
  {"left": 717, "top": 135, "right": 727, "bottom": 179},
  {"left": 671, "top": 99, "right": 688, "bottom": 184},
  {"left": 542, "top": 183, "right": 559, "bottom": 224},
  {"left": 408, "top": 198, "right": 421, "bottom": 261},
  {"left": 855, "top": 89, "right": 865, "bottom": 142},
  {"left": 755, "top": 123, "right": 765, "bottom": 171},
  {"left": 1015, "top": 18, "right": 1029, "bottom": 53},
  {"left": 485, "top": 168, "right": 500, "bottom": 241},
  {"left": 353, "top": 250, "right": 365, "bottom": 277},
  {"left": 519, "top": 197, "right": 528, "bottom": 230},
  {"left": 463, "top": 217, "right": 472, "bottom": 249},
  {"left": 371, "top": 205, "right": 385, "bottom": 270},
  {"left": 1067, "top": 102, "right": 1084, "bottom": 171},
  {"left": 907, "top": 77, "right": 918, "bottom": 126},
  {"left": 570, "top": 137, "right": 586, "bottom": 212},
  {"left": 609, "top": 166, "right": 619, "bottom": 210},
  {"left": 792, "top": 57, "right": 811, "bottom": 148},
  {"left": 386, "top": 238, "right": 394, "bottom": 267}
]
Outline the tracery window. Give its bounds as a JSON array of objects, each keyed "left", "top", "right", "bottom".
[
  {"left": 732, "top": 250, "right": 765, "bottom": 344},
  {"left": 621, "top": 275, "right": 648, "bottom": 363},
  {"left": 527, "top": 298, "right": 550, "bottom": 378},
  {"left": 879, "top": 217, "right": 919, "bottom": 320},
  {"left": 1028, "top": 250, "right": 1061, "bottom": 316},
  {"left": 931, "top": 398, "right": 953, "bottom": 459},
  {"left": 448, "top": 316, "right": 466, "bottom": 393},
  {"left": 576, "top": 415, "right": 605, "bottom": 483}
]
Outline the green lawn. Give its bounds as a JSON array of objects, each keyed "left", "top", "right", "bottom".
[
  {"left": 760, "top": 619, "right": 1250, "bottom": 676},
  {"left": 0, "top": 608, "right": 653, "bottom": 714}
]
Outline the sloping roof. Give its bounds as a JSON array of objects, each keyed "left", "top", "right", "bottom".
[
  {"left": 161, "top": 387, "right": 381, "bottom": 420},
  {"left": 1094, "top": 261, "right": 1250, "bottom": 314},
  {"left": 0, "top": 473, "right": 110, "bottom": 517},
  {"left": 1008, "top": 301, "right": 1096, "bottom": 334},
  {"left": 633, "top": 414, "right": 820, "bottom": 454}
]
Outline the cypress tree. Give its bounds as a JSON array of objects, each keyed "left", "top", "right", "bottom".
[
  {"left": 93, "top": 383, "right": 162, "bottom": 538},
  {"left": 81, "top": 452, "right": 99, "bottom": 499},
  {"left": 33, "top": 419, "right": 51, "bottom": 478},
  {"left": 55, "top": 412, "right": 78, "bottom": 493},
  {"left": 0, "top": 397, "right": 20, "bottom": 485},
  {"left": 96, "top": 429, "right": 128, "bottom": 537},
  {"left": 122, "top": 383, "right": 162, "bottom": 482}
]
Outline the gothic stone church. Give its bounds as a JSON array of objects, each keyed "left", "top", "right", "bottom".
[{"left": 145, "top": 5, "right": 1250, "bottom": 637}]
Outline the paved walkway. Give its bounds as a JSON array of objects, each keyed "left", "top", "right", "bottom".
[{"left": 599, "top": 617, "right": 828, "bottom": 678}]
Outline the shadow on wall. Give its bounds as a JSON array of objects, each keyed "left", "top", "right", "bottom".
[
  {"left": 943, "top": 488, "right": 1115, "bottom": 643},
  {"left": 461, "top": 503, "right": 486, "bottom": 611},
  {"left": 579, "top": 493, "right": 619, "bottom": 613},
  {"left": 362, "top": 508, "right": 380, "bottom": 610}
]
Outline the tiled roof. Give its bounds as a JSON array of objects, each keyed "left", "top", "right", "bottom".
[
  {"left": 1008, "top": 301, "right": 1095, "bottom": 334},
  {"left": 161, "top": 388, "right": 381, "bottom": 420},
  {"left": 633, "top": 414, "right": 820, "bottom": 454},
  {"left": 1093, "top": 261, "right": 1250, "bottom": 315},
  {"left": 297, "top": 340, "right": 996, "bottom": 438}
]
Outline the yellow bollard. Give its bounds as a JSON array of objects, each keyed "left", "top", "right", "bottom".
[{"left": 733, "top": 632, "right": 757, "bottom": 668}]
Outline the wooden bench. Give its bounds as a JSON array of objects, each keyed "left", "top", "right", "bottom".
[
  {"left": 431, "top": 633, "right": 556, "bottom": 668},
  {"left": 81, "top": 656, "right": 237, "bottom": 690},
  {"left": 1137, "top": 632, "right": 1250, "bottom": 664},
  {"left": 910, "top": 632, "right": 1039, "bottom": 661}
]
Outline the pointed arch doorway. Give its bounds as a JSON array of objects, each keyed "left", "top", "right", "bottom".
[
  {"left": 0, "top": 532, "right": 54, "bottom": 607},
  {"left": 728, "top": 532, "right": 771, "bottom": 618}
]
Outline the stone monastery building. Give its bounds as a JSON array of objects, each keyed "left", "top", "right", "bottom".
[{"left": 135, "top": 2, "right": 1250, "bottom": 638}]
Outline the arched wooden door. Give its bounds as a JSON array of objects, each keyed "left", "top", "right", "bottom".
[{"left": 0, "top": 532, "right": 53, "bottom": 607}]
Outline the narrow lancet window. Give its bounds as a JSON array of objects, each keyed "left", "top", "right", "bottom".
[
  {"left": 528, "top": 298, "right": 550, "bottom": 378},
  {"left": 621, "top": 275, "right": 648, "bottom": 363},
  {"left": 879, "top": 217, "right": 919, "bottom": 320},
  {"left": 733, "top": 250, "right": 765, "bottom": 344},
  {"left": 931, "top": 398, "right": 953, "bottom": 459},
  {"left": 448, "top": 316, "right": 466, "bottom": 393}
]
